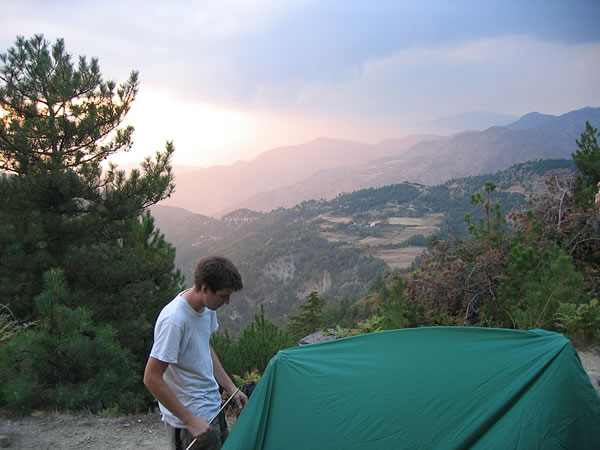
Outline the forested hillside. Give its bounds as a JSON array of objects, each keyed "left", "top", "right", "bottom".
[
  {"left": 207, "top": 124, "right": 599, "bottom": 386},
  {"left": 1, "top": 34, "right": 597, "bottom": 419},
  {"left": 152, "top": 158, "right": 578, "bottom": 335}
]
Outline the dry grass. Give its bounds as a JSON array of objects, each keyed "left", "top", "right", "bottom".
[
  {"left": 374, "top": 246, "right": 427, "bottom": 269},
  {"left": 387, "top": 213, "right": 443, "bottom": 226}
]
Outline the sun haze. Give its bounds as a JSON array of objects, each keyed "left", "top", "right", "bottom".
[{"left": 2, "top": 0, "right": 599, "bottom": 167}]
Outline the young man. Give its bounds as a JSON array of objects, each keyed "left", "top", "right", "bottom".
[{"left": 144, "top": 256, "right": 248, "bottom": 450}]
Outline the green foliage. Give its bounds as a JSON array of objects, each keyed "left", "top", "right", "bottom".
[
  {"left": 0, "top": 35, "right": 138, "bottom": 174},
  {"left": 330, "top": 315, "right": 385, "bottom": 338},
  {"left": 99, "top": 405, "right": 123, "bottom": 418},
  {"left": 210, "top": 329, "right": 240, "bottom": 378},
  {"left": 465, "top": 181, "right": 506, "bottom": 240},
  {"left": 287, "top": 291, "right": 327, "bottom": 341},
  {"left": 237, "top": 306, "right": 293, "bottom": 373},
  {"left": 556, "top": 299, "right": 600, "bottom": 346},
  {"left": 379, "top": 277, "right": 422, "bottom": 329},
  {"left": 232, "top": 369, "right": 262, "bottom": 389},
  {"left": 356, "top": 315, "right": 383, "bottom": 334},
  {"left": 0, "top": 268, "right": 139, "bottom": 414},
  {"left": 0, "top": 309, "right": 35, "bottom": 344},
  {"left": 483, "top": 241, "right": 586, "bottom": 330},
  {"left": 0, "top": 34, "right": 184, "bottom": 413},
  {"left": 328, "top": 183, "right": 422, "bottom": 214},
  {"left": 322, "top": 298, "right": 359, "bottom": 329},
  {"left": 403, "top": 234, "right": 428, "bottom": 247},
  {"left": 572, "top": 121, "right": 600, "bottom": 205},
  {"left": 0, "top": 373, "right": 41, "bottom": 415},
  {"left": 212, "top": 306, "right": 293, "bottom": 377}
]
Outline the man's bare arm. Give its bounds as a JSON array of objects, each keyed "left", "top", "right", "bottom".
[
  {"left": 210, "top": 346, "right": 248, "bottom": 410},
  {"left": 143, "top": 357, "right": 211, "bottom": 438}
]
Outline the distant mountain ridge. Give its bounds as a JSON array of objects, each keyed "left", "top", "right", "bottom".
[
  {"left": 428, "top": 110, "right": 519, "bottom": 132},
  {"left": 215, "top": 107, "right": 600, "bottom": 215},
  {"left": 505, "top": 112, "right": 556, "bottom": 130},
  {"left": 161, "top": 134, "right": 444, "bottom": 216},
  {"left": 159, "top": 106, "right": 599, "bottom": 216},
  {"left": 151, "top": 158, "right": 577, "bottom": 334}
]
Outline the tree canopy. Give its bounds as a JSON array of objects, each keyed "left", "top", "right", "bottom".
[{"left": 0, "top": 34, "right": 183, "bottom": 413}]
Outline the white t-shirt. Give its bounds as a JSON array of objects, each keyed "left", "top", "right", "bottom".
[{"left": 150, "top": 291, "right": 221, "bottom": 428}]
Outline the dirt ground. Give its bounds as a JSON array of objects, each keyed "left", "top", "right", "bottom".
[{"left": 1, "top": 346, "right": 599, "bottom": 449}]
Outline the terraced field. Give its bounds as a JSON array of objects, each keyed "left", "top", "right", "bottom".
[{"left": 319, "top": 213, "right": 443, "bottom": 269}]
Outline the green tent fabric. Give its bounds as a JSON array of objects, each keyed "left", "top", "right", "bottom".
[{"left": 224, "top": 327, "right": 600, "bottom": 449}]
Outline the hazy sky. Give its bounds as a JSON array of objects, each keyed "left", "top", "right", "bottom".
[{"left": 3, "top": 0, "right": 600, "bottom": 167}]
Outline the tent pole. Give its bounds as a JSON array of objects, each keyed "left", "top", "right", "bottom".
[{"left": 185, "top": 387, "right": 241, "bottom": 450}]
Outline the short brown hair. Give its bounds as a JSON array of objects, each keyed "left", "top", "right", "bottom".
[{"left": 194, "top": 256, "right": 243, "bottom": 293}]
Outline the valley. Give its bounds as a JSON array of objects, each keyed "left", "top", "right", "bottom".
[{"left": 151, "top": 158, "right": 577, "bottom": 335}]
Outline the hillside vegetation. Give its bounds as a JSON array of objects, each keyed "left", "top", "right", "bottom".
[
  {"left": 152, "top": 158, "right": 578, "bottom": 335},
  {"left": 207, "top": 125, "right": 599, "bottom": 384},
  {"left": 0, "top": 34, "right": 598, "bottom": 417}
]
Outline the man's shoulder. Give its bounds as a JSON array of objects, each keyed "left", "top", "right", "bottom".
[{"left": 156, "top": 294, "right": 185, "bottom": 321}]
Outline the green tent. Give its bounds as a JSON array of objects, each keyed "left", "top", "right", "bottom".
[{"left": 224, "top": 327, "right": 600, "bottom": 449}]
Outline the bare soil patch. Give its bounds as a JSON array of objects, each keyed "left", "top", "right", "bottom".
[{"left": 0, "top": 410, "right": 168, "bottom": 449}]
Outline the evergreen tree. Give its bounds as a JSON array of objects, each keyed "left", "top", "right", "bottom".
[
  {"left": 0, "top": 35, "right": 183, "bottom": 411},
  {"left": 287, "top": 291, "right": 326, "bottom": 341},
  {"left": 572, "top": 121, "right": 600, "bottom": 204},
  {"left": 0, "top": 269, "right": 138, "bottom": 413},
  {"left": 210, "top": 329, "right": 240, "bottom": 377},
  {"left": 483, "top": 240, "right": 587, "bottom": 330},
  {"left": 379, "top": 276, "right": 426, "bottom": 330},
  {"left": 465, "top": 181, "right": 505, "bottom": 240},
  {"left": 236, "top": 305, "right": 292, "bottom": 374},
  {"left": 322, "top": 298, "right": 357, "bottom": 329}
]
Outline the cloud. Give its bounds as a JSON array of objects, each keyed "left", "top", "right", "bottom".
[
  {"left": 247, "top": 35, "right": 600, "bottom": 123},
  {"left": 3, "top": 1, "right": 600, "bottom": 165}
]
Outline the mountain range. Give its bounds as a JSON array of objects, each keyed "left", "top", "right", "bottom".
[
  {"left": 159, "top": 106, "right": 600, "bottom": 217},
  {"left": 151, "top": 158, "right": 577, "bottom": 334}
]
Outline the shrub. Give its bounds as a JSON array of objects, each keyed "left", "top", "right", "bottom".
[
  {"left": 483, "top": 242, "right": 586, "bottom": 330},
  {"left": 556, "top": 299, "right": 600, "bottom": 346},
  {"left": 212, "top": 306, "right": 293, "bottom": 378},
  {"left": 0, "top": 268, "right": 139, "bottom": 414}
]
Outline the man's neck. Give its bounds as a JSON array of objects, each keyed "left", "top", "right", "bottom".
[{"left": 182, "top": 287, "right": 206, "bottom": 313}]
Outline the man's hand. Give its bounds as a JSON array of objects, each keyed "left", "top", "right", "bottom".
[
  {"left": 184, "top": 415, "right": 212, "bottom": 439},
  {"left": 232, "top": 390, "right": 248, "bottom": 411}
]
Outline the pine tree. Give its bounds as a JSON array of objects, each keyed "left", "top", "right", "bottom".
[
  {"left": 236, "top": 305, "right": 292, "bottom": 373},
  {"left": 210, "top": 329, "right": 241, "bottom": 377},
  {"left": 287, "top": 291, "right": 326, "bottom": 341},
  {"left": 572, "top": 121, "right": 600, "bottom": 205},
  {"left": 379, "top": 276, "right": 426, "bottom": 330},
  {"left": 0, "top": 268, "right": 138, "bottom": 413},
  {"left": 0, "top": 35, "right": 183, "bottom": 411},
  {"left": 483, "top": 240, "right": 586, "bottom": 330}
]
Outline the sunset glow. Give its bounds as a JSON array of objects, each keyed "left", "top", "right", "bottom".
[
  {"left": 3, "top": 0, "right": 600, "bottom": 168},
  {"left": 111, "top": 89, "right": 260, "bottom": 167}
]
